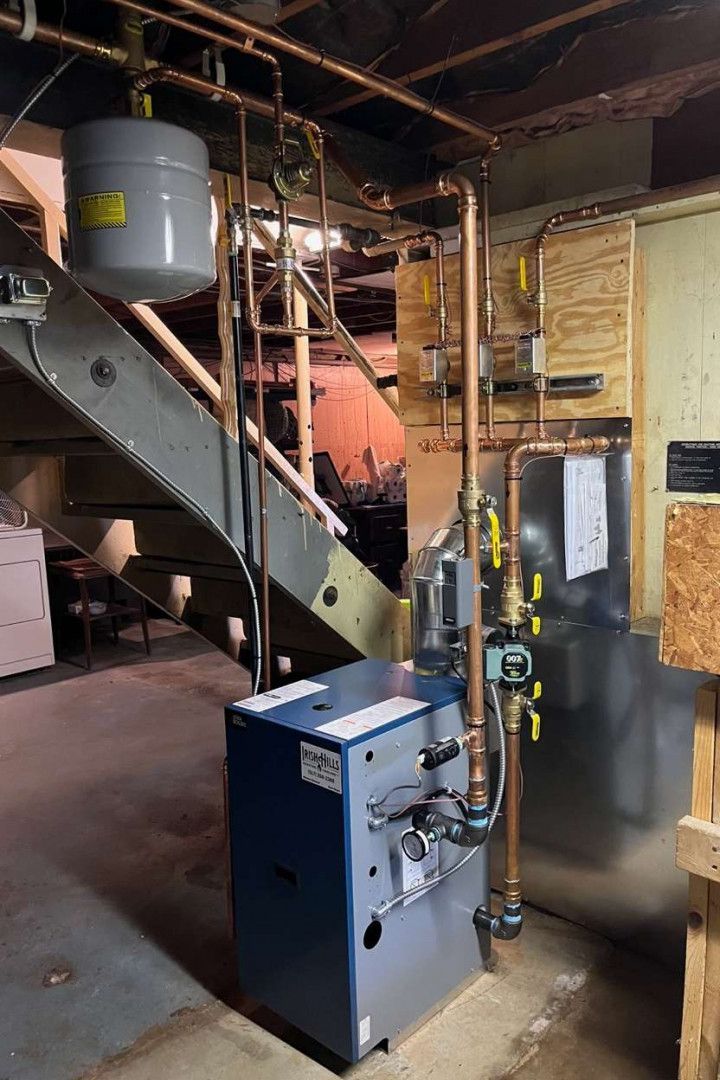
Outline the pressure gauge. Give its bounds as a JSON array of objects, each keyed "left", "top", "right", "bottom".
[{"left": 401, "top": 828, "right": 431, "bottom": 862}]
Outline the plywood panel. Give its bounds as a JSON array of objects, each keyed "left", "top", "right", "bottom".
[
  {"left": 660, "top": 502, "right": 720, "bottom": 673},
  {"left": 396, "top": 219, "right": 635, "bottom": 426},
  {"left": 636, "top": 214, "right": 720, "bottom": 620}
]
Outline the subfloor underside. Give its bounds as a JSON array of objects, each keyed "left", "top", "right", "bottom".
[{"left": 0, "top": 623, "right": 682, "bottom": 1080}]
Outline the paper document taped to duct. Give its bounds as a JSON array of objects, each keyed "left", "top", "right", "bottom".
[{"left": 564, "top": 456, "right": 608, "bottom": 580}]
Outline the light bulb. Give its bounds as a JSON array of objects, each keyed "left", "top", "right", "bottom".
[{"left": 305, "top": 227, "right": 342, "bottom": 253}]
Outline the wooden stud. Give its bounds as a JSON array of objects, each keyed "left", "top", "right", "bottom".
[
  {"left": 629, "top": 249, "right": 646, "bottom": 624},
  {"left": 679, "top": 681, "right": 720, "bottom": 1080}
]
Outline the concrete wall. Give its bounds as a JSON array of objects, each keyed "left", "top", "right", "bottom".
[{"left": 462, "top": 119, "right": 654, "bottom": 216}]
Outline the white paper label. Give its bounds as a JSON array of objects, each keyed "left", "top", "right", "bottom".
[
  {"left": 234, "top": 679, "right": 327, "bottom": 713},
  {"left": 300, "top": 741, "right": 342, "bottom": 794},
  {"left": 401, "top": 839, "right": 439, "bottom": 906},
  {"left": 359, "top": 1015, "right": 371, "bottom": 1046},
  {"left": 317, "top": 696, "right": 428, "bottom": 741},
  {"left": 564, "top": 456, "right": 609, "bottom": 581}
]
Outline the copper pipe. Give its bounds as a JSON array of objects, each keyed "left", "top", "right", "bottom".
[
  {"left": 0, "top": 8, "right": 124, "bottom": 61},
  {"left": 134, "top": 68, "right": 335, "bottom": 339},
  {"left": 335, "top": 162, "right": 489, "bottom": 824},
  {"left": 135, "top": 63, "right": 243, "bottom": 109},
  {"left": 500, "top": 436, "right": 611, "bottom": 632},
  {"left": 254, "top": 272, "right": 279, "bottom": 309},
  {"left": 314, "top": 129, "right": 338, "bottom": 331},
  {"left": 418, "top": 435, "right": 517, "bottom": 454},
  {"left": 104, "top": 0, "right": 500, "bottom": 148},
  {"left": 253, "top": 330, "right": 272, "bottom": 692},
  {"left": 439, "top": 389, "right": 450, "bottom": 441},
  {"left": 366, "top": 229, "right": 448, "bottom": 344},
  {"left": 478, "top": 159, "right": 496, "bottom": 439},
  {"left": 503, "top": 727, "right": 521, "bottom": 911}
]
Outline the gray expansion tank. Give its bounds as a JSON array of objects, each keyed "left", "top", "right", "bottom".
[{"left": 62, "top": 117, "right": 215, "bottom": 302}]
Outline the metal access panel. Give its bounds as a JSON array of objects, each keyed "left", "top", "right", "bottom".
[{"left": 225, "top": 659, "right": 490, "bottom": 1062}]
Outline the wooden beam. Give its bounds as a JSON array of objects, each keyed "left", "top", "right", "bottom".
[
  {"left": 435, "top": 59, "right": 720, "bottom": 158},
  {"left": 315, "top": 0, "right": 632, "bottom": 117},
  {"left": 678, "top": 816, "right": 720, "bottom": 883},
  {"left": 428, "top": 6, "right": 720, "bottom": 158},
  {"left": 277, "top": 0, "right": 323, "bottom": 22}
]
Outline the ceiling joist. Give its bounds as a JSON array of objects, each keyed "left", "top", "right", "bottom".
[{"left": 312, "top": 0, "right": 634, "bottom": 117}]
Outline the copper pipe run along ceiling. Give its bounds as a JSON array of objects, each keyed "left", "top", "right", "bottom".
[{"left": 101, "top": 0, "right": 500, "bottom": 150}]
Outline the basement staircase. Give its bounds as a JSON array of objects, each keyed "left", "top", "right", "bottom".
[{"left": 0, "top": 208, "right": 409, "bottom": 673}]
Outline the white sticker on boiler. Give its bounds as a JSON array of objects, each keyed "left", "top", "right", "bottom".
[
  {"left": 235, "top": 679, "right": 328, "bottom": 712},
  {"left": 300, "top": 741, "right": 342, "bottom": 794},
  {"left": 359, "top": 1015, "right": 371, "bottom": 1046},
  {"left": 401, "top": 841, "right": 439, "bottom": 906},
  {"left": 316, "top": 696, "right": 429, "bottom": 740}
]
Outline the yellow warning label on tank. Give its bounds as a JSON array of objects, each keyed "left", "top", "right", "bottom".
[{"left": 78, "top": 192, "right": 127, "bottom": 231}]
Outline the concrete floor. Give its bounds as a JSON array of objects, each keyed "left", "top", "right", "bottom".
[{"left": 0, "top": 624, "right": 683, "bottom": 1080}]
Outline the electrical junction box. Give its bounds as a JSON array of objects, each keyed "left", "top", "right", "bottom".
[
  {"left": 225, "top": 658, "right": 490, "bottom": 1062},
  {"left": 442, "top": 556, "right": 475, "bottom": 628},
  {"left": 514, "top": 333, "right": 547, "bottom": 376},
  {"left": 419, "top": 344, "right": 449, "bottom": 384}
]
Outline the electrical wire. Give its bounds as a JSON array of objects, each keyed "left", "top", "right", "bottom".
[
  {"left": 0, "top": 51, "right": 80, "bottom": 150},
  {"left": 25, "top": 322, "right": 262, "bottom": 693}
]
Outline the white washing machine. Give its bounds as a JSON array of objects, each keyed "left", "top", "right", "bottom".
[{"left": 0, "top": 528, "right": 54, "bottom": 677}]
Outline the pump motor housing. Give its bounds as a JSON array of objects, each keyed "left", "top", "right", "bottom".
[{"left": 225, "top": 658, "right": 490, "bottom": 1062}]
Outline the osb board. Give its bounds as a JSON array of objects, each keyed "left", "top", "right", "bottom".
[
  {"left": 396, "top": 219, "right": 636, "bottom": 426},
  {"left": 660, "top": 503, "right": 720, "bottom": 674}
]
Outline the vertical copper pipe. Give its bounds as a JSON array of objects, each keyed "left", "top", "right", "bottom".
[
  {"left": 503, "top": 729, "right": 521, "bottom": 909},
  {"left": 253, "top": 330, "right": 272, "bottom": 691},
  {"left": 456, "top": 182, "right": 488, "bottom": 818},
  {"left": 329, "top": 165, "right": 490, "bottom": 822},
  {"left": 312, "top": 128, "right": 337, "bottom": 329},
  {"left": 478, "top": 160, "right": 496, "bottom": 439},
  {"left": 439, "top": 389, "right": 450, "bottom": 441}
]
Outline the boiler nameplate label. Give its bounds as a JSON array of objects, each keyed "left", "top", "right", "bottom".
[{"left": 300, "top": 741, "right": 342, "bottom": 794}]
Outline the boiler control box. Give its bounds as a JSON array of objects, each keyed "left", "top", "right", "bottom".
[{"left": 225, "top": 658, "right": 490, "bottom": 1062}]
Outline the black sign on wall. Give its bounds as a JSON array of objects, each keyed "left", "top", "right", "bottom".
[{"left": 667, "top": 441, "right": 720, "bottom": 494}]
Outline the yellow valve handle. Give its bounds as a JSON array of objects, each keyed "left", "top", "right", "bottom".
[
  {"left": 422, "top": 274, "right": 432, "bottom": 309},
  {"left": 530, "top": 710, "right": 541, "bottom": 742},
  {"left": 532, "top": 572, "right": 543, "bottom": 602},
  {"left": 519, "top": 255, "right": 528, "bottom": 293},
  {"left": 139, "top": 93, "right": 153, "bottom": 118},
  {"left": 530, "top": 615, "right": 541, "bottom": 636},
  {"left": 487, "top": 508, "right": 502, "bottom": 569},
  {"left": 532, "top": 680, "right": 542, "bottom": 700},
  {"left": 305, "top": 126, "right": 321, "bottom": 160}
]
